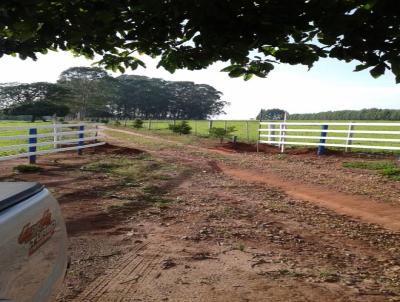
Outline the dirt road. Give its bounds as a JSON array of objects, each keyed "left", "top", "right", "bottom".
[
  {"left": 1, "top": 127, "right": 399, "bottom": 301},
  {"left": 105, "top": 126, "right": 400, "bottom": 232}
]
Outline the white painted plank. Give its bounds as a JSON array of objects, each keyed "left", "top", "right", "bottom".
[
  {"left": 0, "top": 136, "right": 102, "bottom": 151},
  {"left": 260, "top": 122, "right": 400, "bottom": 126},
  {"left": 260, "top": 128, "right": 400, "bottom": 134},
  {"left": 0, "top": 129, "right": 98, "bottom": 140},
  {"left": 0, "top": 123, "right": 101, "bottom": 131},
  {"left": 0, "top": 142, "right": 106, "bottom": 161},
  {"left": 259, "top": 134, "right": 400, "bottom": 143},
  {"left": 259, "top": 140, "right": 400, "bottom": 150}
]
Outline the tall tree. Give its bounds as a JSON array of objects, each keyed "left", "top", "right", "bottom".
[
  {"left": 6, "top": 100, "right": 70, "bottom": 122},
  {"left": 1, "top": 1, "right": 400, "bottom": 81},
  {"left": 0, "top": 82, "right": 71, "bottom": 109},
  {"left": 257, "top": 109, "right": 287, "bottom": 120},
  {"left": 113, "top": 75, "right": 227, "bottom": 119},
  {"left": 57, "top": 67, "right": 113, "bottom": 119}
]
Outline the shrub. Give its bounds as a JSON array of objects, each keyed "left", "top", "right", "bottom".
[
  {"left": 100, "top": 119, "right": 109, "bottom": 124},
  {"left": 114, "top": 120, "right": 121, "bottom": 126},
  {"left": 13, "top": 164, "right": 43, "bottom": 173},
  {"left": 132, "top": 119, "right": 144, "bottom": 129},
  {"left": 209, "top": 126, "right": 236, "bottom": 143},
  {"left": 168, "top": 121, "right": 192, "bottom": 135}
]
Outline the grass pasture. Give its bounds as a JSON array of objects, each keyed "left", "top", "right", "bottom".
[
  {"left": 118, "top": 119, "right": 400, "bottom": 153},
  {"left": 0, "top": 120, "right": 86, "bottom": 157},
  {"left": 1, "top": 119, "right": 400, "bottom": 158},
  {"left": 0, "top": 121, "right": 53, "bottom": 156}
]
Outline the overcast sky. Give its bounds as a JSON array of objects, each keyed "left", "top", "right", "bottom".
[{"left": 0, "top": 51, "right": 399, "bottom": 119}]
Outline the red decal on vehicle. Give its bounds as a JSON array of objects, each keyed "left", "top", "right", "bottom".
[{"left": 18, "top": 209, "right": 56, "bottom": 255}]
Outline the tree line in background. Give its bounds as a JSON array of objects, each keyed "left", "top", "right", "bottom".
[
  {"left": 0, "top": 67, "right": 227, "bottom": 121},
  {"left": 256, "top": 108, "right": 400, "bottom": 121},
  {"left": 289, "top": 109, "right": 400, "bottom": 121}
]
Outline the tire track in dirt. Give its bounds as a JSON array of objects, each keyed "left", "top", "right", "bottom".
[
  {"left": 103, "top": 127, "right": 400, "bottom": 233},
  {"left": 74, "top": 243, "right": 161, "bottom": 301}
]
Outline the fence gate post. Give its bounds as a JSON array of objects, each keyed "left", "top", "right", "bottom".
[
  {"left": 345, "top": 122, "right": 354, "bottom": 152},
  {"left": 208, "top": 120, "right": 213, "bottom": 133},
  {"left": 78, "top": 125, "right": 84, "bottom": 155},
  {"left": 28, "top": 128, "right": 37, "bottom": 164},
  {"left": 317, "top": 124, "right": 329, "bottom": 155}
]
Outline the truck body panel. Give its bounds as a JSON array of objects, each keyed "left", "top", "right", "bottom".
[{"left": 0, "top": 183, "right": 68, "bottom": 302}]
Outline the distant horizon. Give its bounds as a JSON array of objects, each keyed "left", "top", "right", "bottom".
[{"left": 0, "top": 51, "right": 399, "bottom": 119}]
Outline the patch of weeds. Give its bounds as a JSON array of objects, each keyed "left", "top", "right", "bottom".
[
  {"left": 380, "top": 167, "right": 400, "bottom": 180},
  {"left": 276, "top": 154, "right": 287, "bottom": 160},
  {"left": 343, "top": 160, "right": 396, "bottom": 170},
  {"left": 143, "top": 185, "right": 162, "bottom": 194},
  {"left": 154, "top": 199, "right": 171, "bottom": 208},
  {"left": 81, "top": 161, "right": 121, "bottom": 172},
  {"left": 232, "top": 242, "right": 246, "bottom": 251},
  {"left": 222, "top": 206, "right": 235, "bottom": 218},
  {"left": 141, "top": 193, "right": 171, "bottom": 207},
  {"left": 13, "top": 164, "right": 43, "bottom": 173},
  {"left": 343, "top": 160, "right": 400, "bottom": 181},
  {"left": 318, "top": 270, "right": 340, "bottom": 282},
  {"left": 153, "top": 174, "right": 172, "bottom": 180}
]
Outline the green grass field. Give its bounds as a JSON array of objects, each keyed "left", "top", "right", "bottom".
[
  {"left": 116, "top": 119, "right": 400, "bottom": 153},
  {"left": 2, "top": 119, "right": 400, "bottom": 157},
  {"left": 0, "top": 120, "right": 86, "bottom": 157}
]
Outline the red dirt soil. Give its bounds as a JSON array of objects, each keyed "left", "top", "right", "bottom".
[{"left": 219, "top": 164, "right": 400, "bottom": 232}]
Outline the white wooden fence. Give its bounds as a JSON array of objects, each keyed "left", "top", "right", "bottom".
[
  {"left": 258, "top": 122, "right": 400, "bottom": 154},
  {"left": 0, "top": 123, "right": 105, "bottom": 163}
]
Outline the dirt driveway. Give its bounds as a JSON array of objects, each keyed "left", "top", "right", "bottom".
[{"left": 1, "top": 128, "right": 400, "bottom": 301}]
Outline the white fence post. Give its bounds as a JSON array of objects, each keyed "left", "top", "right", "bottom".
[
  {"left": 280, "top": 123, "right": 286, "bottom": 153},
  {"left": 53, "top": 120, "right": 58, "bottom": 149},
  {"left": 256, "top": 122, "right": 261, "bottom": 152},
  {"left": 345, "top": 122, "right": 354, "bottom": 152}
]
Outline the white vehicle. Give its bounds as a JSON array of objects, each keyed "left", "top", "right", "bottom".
[{"left": 0, "top": 182, "right": 68, "bottom": 302}]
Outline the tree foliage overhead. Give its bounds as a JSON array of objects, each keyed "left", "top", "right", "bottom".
[{"left": 1, "top": 1, "right": 400, "bottom": 81}]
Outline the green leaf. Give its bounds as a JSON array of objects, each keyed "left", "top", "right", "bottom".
[
  {"left": 369, "top": 64, "right": 385, "bottom": 78},
  {"left": 243, "top": 73, "right": 253, "bottom": 81},
  {"left": 228, "top": 68, "right": 246, "bottom": 78},
  {"left": 354, "top": 64, "right": 369, "bottom": 72}
]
